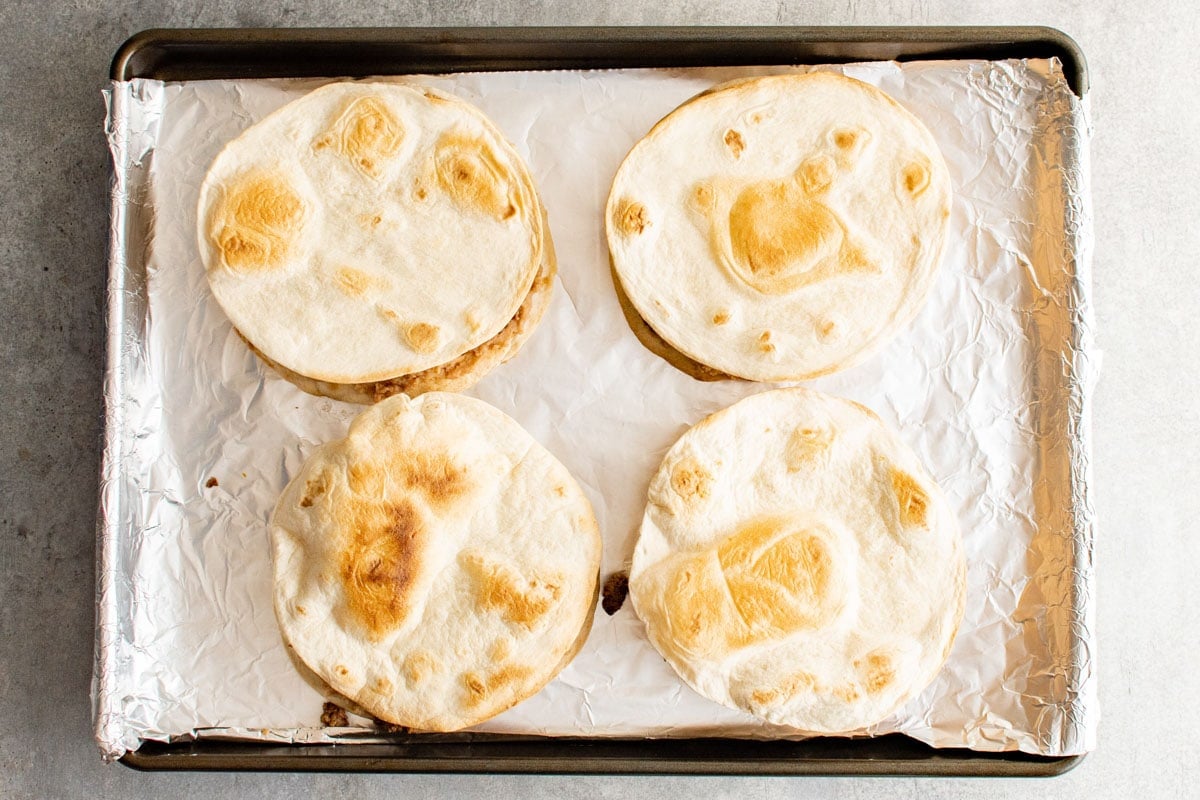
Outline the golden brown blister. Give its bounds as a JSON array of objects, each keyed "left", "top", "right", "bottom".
[
  {"left": 714, "top": 157, "right": 881, "bottom": 296},
  {"left": 314, "top": 95, "right": 406, "bottom": 178},
  {"left": 337, "top": 497, "right": 426, "bottom": 640},
  {"left": 435, "top": 133, "right": 519, "bottom": 221},
  {"left": 648, "top": 517, "right": 848, "bottom": 659},
  {"left": 462, "top": 553, "right": 565, "bottom": 630},
  {"left": 208, "top": 170, "right": 308, "bottom": 273}
]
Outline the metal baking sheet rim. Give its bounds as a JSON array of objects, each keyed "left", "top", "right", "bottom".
[{"left": 97, "top": 25, "right": 1095, "bottom": 776}]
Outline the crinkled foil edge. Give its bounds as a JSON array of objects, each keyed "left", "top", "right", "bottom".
[
  {"left": 1024, "top": 68, "right": 1098, "bottom": 756},
  {"left": 95, "top": 80, "right": 162, "bottom": 762}
]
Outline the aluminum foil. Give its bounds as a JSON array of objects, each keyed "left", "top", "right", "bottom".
[{"left": 95, "top": 59, "right": 1097, "bottom": 761}]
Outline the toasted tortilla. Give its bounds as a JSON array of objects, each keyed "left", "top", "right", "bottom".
[
  {"left": 630, "top": 387, "right": 965, "bottom": 733},
  {"left": 607, "top": 72, "right": 952, "bottom": 381}
]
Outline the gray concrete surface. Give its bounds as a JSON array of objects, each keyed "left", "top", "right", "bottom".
[{"left": 0, "top": 0, "right": 1194, "bottom": 797}]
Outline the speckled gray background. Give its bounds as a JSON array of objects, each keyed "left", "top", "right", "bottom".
[{"left": 0, "top": 1, "right": 1193, "bottom": 797}]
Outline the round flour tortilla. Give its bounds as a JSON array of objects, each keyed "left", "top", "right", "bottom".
[
  {"left": 629, "top": 387, "right": 965, "bottom": 733},
  {"left": 271, "top": 393, "right": 602, "bottom": 731},
  {"left": 607, "top": 72, "right": 952, "bottom": 381},
  {"left": 198, "top": 82, "right": 545, "bottom": 384}
]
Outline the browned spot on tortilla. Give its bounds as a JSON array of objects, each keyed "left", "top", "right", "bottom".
[
  {"left": 833, "top": 129, "right": 858, "bottom": 150},
  {"left": 347, "top": 461, "right": 385, "bottom": 496},
  {"left": 462, "top": 663, "right": 536, "bottom": 708},
  {"left": 687, "top": 519, "right": 842, "bottom": 648},
  {"left": 299, "top": 470, "right": 330, "bottom": 508},
  {"left": 315, "top": 95, "right": 405, "bottom": 179},
  {"left": 403, "top": 651, "right": 438, "bottom": 684},
  {"left": 831, "top": 126, "right": 871, "bottom": 168},
  {"left": 338, "top": 498, "right": 424, "bottom": 639},
  {"left": 489, "top": 638, "right": 513, "bottom": 662},
  {"left": 750, "top": 672, "right": 817, "bottom": 706},
  {"left": 404, "top": 322, "right": 440, "bottom": 354},
  {"left": 727, "top": 177, "right": 842, "bottom": 292},
  {"left": 711, "top": 311, "right": 730, "bottom": 326},
  {"left": 724, "top": 128, "right": 746, "bottom": 158},
  {"left": 462, "top": 672, "right": 486, "bottom": 701},
  {"left": 715, "top": 520, "right": 840, "bottom": 642},
  {"left": 902, "top": 161, "right": 930, "bottom": 197},
  {"left": 399, "top": 450, "right": 471, "bottom": 508},
  {"left": 723, "top": 527, "right": 827, "bottom": 619},
  {"left": 335, "top": 266, "right": 372, "bottom": 297},
  {"left": 798, "top": 155, "right": 836, "bottom": 196},
  {"left": 749, "top": 688, "right": 778, "bottom": 706},
  {"left": 784, "top": 424, "right": 833, "bottom": 470},
  {"left": 833, "top": 684, "right": 861, "bottom": 703},
  {"left": 757, "top": 330, "right": 775, "bottom": 353},
  {"left": 435, "top": 133, "right": 517, "bottom": 220},
  {"left": 462, "top": 553, "right": 563, "bottom": 628},
  {"left": 617, "top": 198, "right": 650, "bottom": 236},
  {"left": 212, "top": 171, "right": 306, "bottom": 272},
  {"left": 891, "top": 468, "right": 930, "bottom": 528},
  {"left": 692, "top": 182, "right": 715, "bottom": 212},
  {"left": 856, "top": 650, "right": 895, "bottom": 695},
  {"left": 670, "top": 458, "right": 712, "bottom": 501},
  {"left": 205, "top": 476, "right": 219, "bottom": 488},
  {"left": 659, "top": 556, "right": 723, "bottom": 653}
]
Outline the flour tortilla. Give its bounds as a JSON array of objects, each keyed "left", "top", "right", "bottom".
[
  {"left": 629, "top": 387, "right": 965, "bottom": 733},
  {"left": 271, "top": 393, "right": 602, "bottom": 731},
  {"left": 607, "top": 72, "right": 952, "bottom": 381},
  {"left": 198, "top": 81, "right": 546, "bottom": 385}
]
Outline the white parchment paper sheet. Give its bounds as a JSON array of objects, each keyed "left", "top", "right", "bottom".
[{"left": 96, "top": 59, "right": 1097, "bottom": 760}]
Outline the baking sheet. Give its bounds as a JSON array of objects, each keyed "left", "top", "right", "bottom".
[{"left": 96, "top": 58, "right": 1097, "bottom": 761}]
